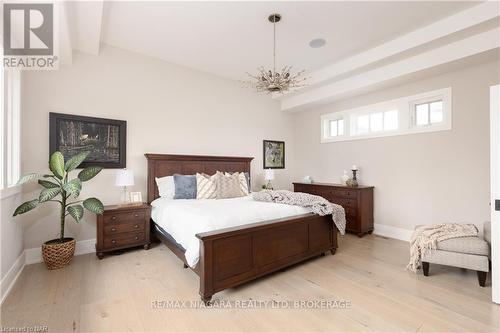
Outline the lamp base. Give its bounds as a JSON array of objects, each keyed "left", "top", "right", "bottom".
[{"left": 120, "top": 186, "right": 130, "bottom": 204}]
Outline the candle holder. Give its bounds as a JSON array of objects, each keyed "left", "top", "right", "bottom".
[{"left": 346, "top": 169, "right": 359, "bottom": 187}]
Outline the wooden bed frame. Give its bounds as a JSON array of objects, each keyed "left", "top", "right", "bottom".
[{"left": 145, "top": 154, "right": 338, "bottom": 303}]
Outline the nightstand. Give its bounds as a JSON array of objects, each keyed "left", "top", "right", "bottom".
[{"left": 96, "top": 203, "right": 151, "bottom": 259}]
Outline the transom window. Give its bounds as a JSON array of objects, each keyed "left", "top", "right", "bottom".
[
  {"left": 321, "top": 87, "right": 451, "bottom": 143},
  {"left": 329, "top": 119, "right": 344, "bottom": 137},
  {"left": 415, "top": 100, "right": 443, "bottom": 126},
  {"left": 352, "top": 110, "right": 399, "bottom": 136}
]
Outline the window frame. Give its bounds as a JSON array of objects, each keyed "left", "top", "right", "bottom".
[
  {"left": 320, "top": 87, "right": 452, "bottom": 143},
  {"left": 0, "top": 68, "right": 22, "bottom": 199}
]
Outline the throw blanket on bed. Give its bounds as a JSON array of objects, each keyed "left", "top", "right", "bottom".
[
  {"left": 406, "top": 223, "right": 479, "bottom": 272},
  {"left": 252, "top": 190, "right": 346, "bottom": 234}
]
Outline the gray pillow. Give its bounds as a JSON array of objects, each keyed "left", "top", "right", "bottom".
[
  {"left": 173, "top": 174, "right": 197, "bottom": 199},
  {"left": 244, "top": 172, "right": 251, "bottom": 191}
]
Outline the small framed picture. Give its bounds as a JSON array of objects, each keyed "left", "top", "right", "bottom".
[{"left": 129, "top": 192, "right": 143, "bottom": 204}]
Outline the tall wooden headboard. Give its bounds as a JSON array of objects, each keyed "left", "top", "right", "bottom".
[{"left": 145, "top": 154, "right": 253, "bottom": 203}]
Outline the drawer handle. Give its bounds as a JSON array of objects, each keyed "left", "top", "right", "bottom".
[
  {"left": 111, "top": 227, "right": 116, "bottom": 232},
  {"left": 111, "top": 216, "right": 117, "bottom": 220},
  {"left": 134, "top": 236, "right": 139, "bottom": 240},
  {"left": 134, "top": 214, "right": 139, "bottom": 217},
  {"left": 134, "top": 224, "right": 139, "bottom": 229},
  {"left": 111, "top": 240, "right": 116, "bottom": 244}
]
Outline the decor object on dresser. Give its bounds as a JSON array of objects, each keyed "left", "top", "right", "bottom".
[
  {"left": 346, "top": 165, "right": 359, "bottom": 187},
  {"left": 303, "top": 175, "right": 313, "bottom": 184},
  {"left": 49, "top": 112, "right": 127, "bottom": 168},
  {"left": 146, "top": 154, "right": 338, "bottom": 304},
  {"left": 409, "top": 222, "right": 491, "bottom": 287},
  {"left": 13, "top": 151, "right": 104, "bottom": 269},
  {"left": 96, "top": 203, "right": 151, "bottom": 259},
  {"left": 265, "top": 169, "right": 275, "bottom": 189},
  {"left": 341, "top": 171, "right": 349, "bottom": 186},
  {"left": 243, "top": 14, "right": 307, "bottom": 93},
  {"left": 263, "top": 140, "right": 285, "bottom": 169},
  {"left": 293, "top": 182, "right": 374, "bottom": 237}
]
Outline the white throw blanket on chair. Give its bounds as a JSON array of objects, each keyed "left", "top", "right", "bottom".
[
  {"left": 406, "top": 223, "right": 478, "bottom": 272},
  {"left": 252, "top": 190, "right": 346, "bottom": 234}
]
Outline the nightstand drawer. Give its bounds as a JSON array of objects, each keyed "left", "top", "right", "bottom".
[
  {"left": 104, "top": 220, "right": 145, "bottom": 235},
  {"left": 104, "top": 211, "right": 145, "bottom": 224},
  {"left": 104, "top": 231, "right": 146, "bottom": 249}
]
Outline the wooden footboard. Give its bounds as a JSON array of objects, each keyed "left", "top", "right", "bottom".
[{"left": 196, "top": 213, "right": 338, "bottom": 303}]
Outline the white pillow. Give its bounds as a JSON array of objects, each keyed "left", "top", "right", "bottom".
[{"left": 155, "top": 176, "right": 175, "bottom": 199}]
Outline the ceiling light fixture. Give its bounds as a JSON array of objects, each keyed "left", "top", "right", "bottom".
[{"left": 243, "top": 13, "right": 307, "bottom": 94}]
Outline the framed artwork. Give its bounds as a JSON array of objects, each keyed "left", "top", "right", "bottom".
[
  {"left": 263, "top": 140, "right": 285, "bottom": 169},
  {"left": 49, "top": 113, "right": 127, "bottom": 169},
  {"left": 130, "top": 192, "right": 143, "bottom": 203}
]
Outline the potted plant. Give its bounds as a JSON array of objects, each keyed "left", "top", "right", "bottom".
[{"left": 13, "top": 151, "right": 104, "bottom": 270}]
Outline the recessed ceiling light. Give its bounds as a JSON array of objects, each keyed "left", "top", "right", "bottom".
[{"left": 309, "top": 38, "right": 326, "bottom": 48}]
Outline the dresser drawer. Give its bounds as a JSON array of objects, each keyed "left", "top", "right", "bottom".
[
  {"left": 104, "top": 220, "right": 145, "bottom": 235},
  {"left": 104, "top": 210, "right": 145, "bottom": 224},
  {"left": 104, "top": 231, "right": 146, "bottom": 249},
  {"left": 331, "top": 189, "right": 358, "bottom": 199},
  {"left": 343, "top": 206, "right": 357, "bottom": 218},
  {"left": 332, "top": 197, "right": 357, "bottom": 208}
]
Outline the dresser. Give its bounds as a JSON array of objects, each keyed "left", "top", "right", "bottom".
[
  {"left": 96, "top": 203, "right": 151, "bottom": 259},
  {"left": 293, "top": 182, "right": 374, "bottom": 237}
]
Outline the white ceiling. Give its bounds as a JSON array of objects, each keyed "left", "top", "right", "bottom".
[{"left": 99, "top": 1, "right": 477, "bottom": 81}]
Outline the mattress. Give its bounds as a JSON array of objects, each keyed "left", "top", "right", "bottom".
[{"left": 151, "top": 195, "right": 310, "bottom": 267}]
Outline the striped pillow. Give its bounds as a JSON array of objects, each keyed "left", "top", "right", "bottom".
[
  {"left": 196, "top": 173, "right": 217, "bottom": 199},
  {"left": 225, "top": 172, "right": 249, "bottom": 196},
  {"left": 217, "top": 171, "right": 243, "bottom": 199}
]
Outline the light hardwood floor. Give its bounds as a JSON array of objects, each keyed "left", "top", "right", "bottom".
[{"left": 1, "top": 234, "right": 498, "bottom": 332}]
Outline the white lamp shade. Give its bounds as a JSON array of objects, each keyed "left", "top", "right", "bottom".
[
  {"left": 115, "top": 169, "right": 134, "bottom": 187},
  {"left": 265, "top": 169, "right": 275, "bottom": 181}
]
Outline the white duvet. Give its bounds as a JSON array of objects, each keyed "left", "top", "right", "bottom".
[{"left": 151, "top": 195, "right": 310, "bottom": 267}]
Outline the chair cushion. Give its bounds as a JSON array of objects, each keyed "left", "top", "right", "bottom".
[{"left": 437, "top": 237, "right": 489, "bottom": 256}]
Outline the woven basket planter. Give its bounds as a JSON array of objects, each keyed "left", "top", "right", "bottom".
[{"left": 42, "top": 238, "right": 76, "bottom": 270}]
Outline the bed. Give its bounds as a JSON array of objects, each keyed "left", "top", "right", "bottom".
[{"left": 146, "top": 154, "right": 338, "bottom": 303}]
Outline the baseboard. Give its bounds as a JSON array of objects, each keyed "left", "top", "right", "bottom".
[
  {"left": 373, "top": 223, "right": 412, "bottom": 242},
  {"left": 0, "top": 251, "right": 25, "bottom": 305},
  {"left": 25, "top": 238, "right": 96, "bottom": 265}
]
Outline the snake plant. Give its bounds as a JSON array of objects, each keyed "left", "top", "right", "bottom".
[{"left": 13, "top": 151, "right": 104, "bottom": 242}]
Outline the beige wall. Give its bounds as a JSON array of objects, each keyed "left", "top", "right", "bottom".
[
  {"left": 20, "top": 45, "right": 296, "bottom": 249},
  {"left": 292, "top": 60, "right": 500, "bottom": 233}
]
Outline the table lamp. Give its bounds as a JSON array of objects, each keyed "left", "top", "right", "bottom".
[
  {"left": 115, "top": 169, "right": 134, "bottom": 204},
  {"left": 265, "top": 169, "right": 275, "bottom": 190}
]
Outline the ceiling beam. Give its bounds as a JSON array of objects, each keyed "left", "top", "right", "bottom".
[
  {"left": 305, "top": 1, "right": 499, "bottom": 87},
  {"left": 66, "top": 0, "right": 104, "bottom": 55},
  {"left": 281, "top": 28, "right": 500, "bottom": 112}
]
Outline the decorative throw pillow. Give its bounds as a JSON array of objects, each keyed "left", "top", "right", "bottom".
[
  {"left": 217, "top": 171, "right": 243, "bottom": 199},
  {"left": 155, "top": 176, "right": 175, "bottom": 199},
  {"left": 173, "top": 174, "right": 197, "bottom": 199},
  {"left": 225, "top": 172, "right": 249, "bottom": 196},
  {"left": 244, "top": 172, "right": 251, "bottom": 192},
  {"left": 196, "top": 173, "right": 217, "bottom": 199}
]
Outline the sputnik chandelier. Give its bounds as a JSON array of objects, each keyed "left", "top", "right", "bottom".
[{"left": 243, "top": 13, "right": 307, "bottom": 94}]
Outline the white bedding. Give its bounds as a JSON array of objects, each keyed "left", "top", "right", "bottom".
[{"left": 151, "top": 195, "right": 310, "bottom": 267}]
